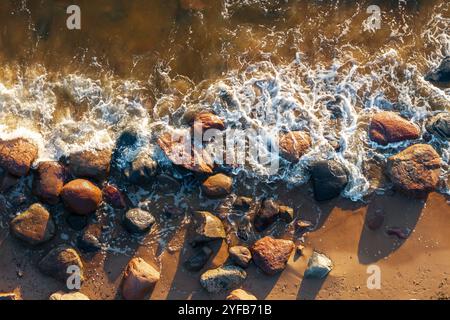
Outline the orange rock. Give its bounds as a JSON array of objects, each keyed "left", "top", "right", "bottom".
[
  {"left": 0, "top": 138, "right": 38, "bottom": 176},
  {"left": 251, "top": 237, "right": 294, "bottom": 275},
  {"left": 202, "top": 173, "right": 233, "bottom": 197},
  {"left": 122, "top": 257, "right": 160, "bottom": 300},
  {"left": 369, "top": 112, "right": 420, "bottom": 145},
  {"left": 61, "top": 179, "right": 102, "bottom": 215},
  {"left": 69, "top": 149, "right": 112, "bottom": 181},
  {"left": 33, "top": 161, "right": 67, "bottom": 204},
  {"left": 278, "top": 131, "right": 311, "bottom": 162},
  {"left": 192, "top": 112, "right": 225, "bottom": 133}
]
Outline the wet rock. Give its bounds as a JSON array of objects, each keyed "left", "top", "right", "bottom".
[
  {"left": 191, "top": 211, "right": 226, "bottom": 244},
  {"left": 0, "top": 138, "right": 38, "bottom": 177},
  {"left": 251, "top": 237, "right": 294, "bottom": 275},
  {"left": 366, "top": 209, "right": 385, "bottom": 231},
  {"left": 123, "top": 208, "right": 155, "bottom": 234},
  {"left": 310, "top": 160, "right": 348, "bottom": 201},
  {"left": 0, "top": 169, "right": 20, "bottom": 192},
  {"left": 369, "top": 112, "right": 420, "bottom": 146},
  {"left": 226, "top": 289, "right": 257, "bottom": 300},
  {"left": 387, "top": 144, "right": 441, "bottom": 198},
  {"left": 10, "top": 203, "right": 55, "bottom": 246},
  {"left": 33, "top": 161, "right": 67, "bottom": 204},
  {"left": 426, "top": 112, "right": 450, "bottom": 141},
  {"left": 102, "top": 184, "right": 127, "bottom": 209},
  {"left": 122, "top": 257, "right": 160, "bottom": 300},
  {"left": 200, "top": 265, "right": 247, "bottom": 294},
  {"left": 49, "top": 291, "right": 90, "bottom": 300},
  {"left": 191, "top": 112, "right": 226, "bottom": 133},
  {"left": 386, "top": 227, "right": 411, "bottom": 239},
  {"left": 278, "top": 131, "right": 311, "bottom": 163},
  {"left": 183, "top": 246, "right": 213, "bottom": 272},
  {"left": 202, "top": 173, "right": 233, "bottom": 197},
  {"left": 66, "top": 214, "right": 88, "bottom": 231},
  {"left": 157, "top": 132, "right": 214, "bottom": 174},
  {"left": 304, "top": 251, "right": 333, "bottom": 279},
  {"left": 296, "top": 220, "right": 313, "bottom": 232},
  {"left": 156, "top": 174, "right": 181, "bottom": 190},
  {"left": 61, "top": 179, "right": 102, "bottom": 215},
  {"left": 425, "top": 56, "right": 450, "bottom": 87},
  {"left": 279, "top": 205, "right": 294, "bottom": 222},
  {"left": 254, "top": 199, "right": 280, "bottom": 231},
  {"left": 124, "top": 153, "right": 158, "bottom": 186},
  {"left": 77, "top": 224, "right": 102, "bottom": 252},
  {"left": 233, "top": 196, "right": 252, "bottom": 210},
  {"left": 229, "top": 246, "right": 252, "bottom": 268},
  {"left": 0, "top": 292, "right": 19, "bottom": 300},
  {"left": 38, "top": 245, "right": 84, "bottom": 283},
  {"left": 112, "top": 129, "right": 139, "bottom": 168},
  {"left": 69, "top": 149, "right": 112, "bottom": 181}
]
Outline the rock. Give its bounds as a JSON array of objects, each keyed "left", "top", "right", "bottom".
[
  {"left": 180, "top": 0, "right": 207, "bottom": 11},
  {"left": 61, "top": 179, "right": 102, "bottom": 215},
  {"left": 122, "top": 257, "right": 160, "bottom": 300},
  {"left": 296, "top": 220, "right": 313, "bottom": 232},
  {"left": 0, "top": 138, "right": 38, "bottom": 176},
  {"left": 386, "top": 227, "right": 411, "bottom": 239},
  {"left": 233, "top": 196, "right": 252, "bottom": 210},
  {"left": 202, "top": 174, "right": 233, "bottom": 197},
  {"left": 310, "top": 160, "right": 348, "bottom": 201},
  {"left": 191, "top": 211, "right": 226, "bottom": 244},
  {"left": 124, "top": 153, "right": 158, "bottom": 185},
  {"left": 366, "top": 209, "right": 385, "bottom": 231},
  {"left": 226, "top": 289, "right": 257, "bottom": 300},
  {"left": 386, "top": 144, "right": 441, "bottom": 198},
  {"left": 254, "top": 199, "right": 280, "bottom": 231},
  {"left": 69, "top": 149, "right": 112, "bottom": 181},
  {"left": 183, "top": 246, "right": 213, "bottom": 272},
  {"left": 296, "top": 244, "right": 305, "bottom": 255},
  {"left": 369, "top": 112, "right": 420, "bottom": 145},
  {"left": 38, "top": 245, "right": 84, "bottom": 283},
  {"left": 279, "top": 205, "right": 294, "bottom": 222},
  {"left": 123, "top": 208, "right": 155, "bottom": 234},
  {"left": 0, "top": 292, "right": 19, "bottom": 300},
  {"left": 0, "top": 169, "right": 20, "bottom": 192},
  {"left": 49, "top": 291, "right": 90, "bottom": 300},
  {"left": 32, "top": 161, "right": 67, "bottom": 204},
  {"left": 112, "top": 129, "right": 139, "bottom": 169},
  {"left": 157, "top": 132, "right": 214, "bottom": 174},
  {"left": 426, "top": 113, "right": 450, "bottom": 141},
  {"left": 102, "top": 184, "right": 127, "bottom": 209},
  {"left": 425, "top": 56, "right": 450, "bottom": 87},
  {"left": 278, "top": 131, "right": 311, "bottom": 163},
  {"left": 77, "top": 224, "right": 102, "bottom": 252},
  {"left": 251, "top": 237, "right": 294, "bottom": 275},
  {"left": 229, "top": 246, "right": 252, "bottom": 268},
  {"left": 191, "top": 112, "right": 225, "bottom": 133},
  {"left": 10, "top": 203, "right": 55, "bottom": 246},
  {"left": 200, "top": 265, "right": 247, "bottom": 293},
  {"left": 66, "top": 214, "right": 88, "bottom": 231},
  {"left": 304, "top": 251, "right": 333, "bottom": 279}
]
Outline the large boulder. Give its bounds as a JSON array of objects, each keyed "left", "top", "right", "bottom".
[
  {"left": 386, "top": 144, "right": 441, "bottom": 198},
  {"left": 226, "top": 289, "right": 257, "bottom": 300},
  {"left": 191, "top": 211, "right": 226, "bottom": 244},
  {"left": 251, "top": 237, "right": 294, "bottom": 275},
  {"left": 61, "top": 179, "right": 102, "bottom": 215},
  {"left": 425, "top": 56, "right": 450, "bottom": 87},
  {"left": 123, "top": 208, "right": 155, "bottom": 234},
  {"left": 202, "top": 173, "right": 233, "bottom": 197},
  {"left": 49, "top": 291, "right": 90, "bottom": 300},
  {"left": 304, "top": 251, "right": 333, "bottom": 279},
  {"left": 68, "top": 149, "right": 112, "bottom": 181},
  {"left": 38, "top": 245, "right": 84, "bottom": 283},
  {"left": 33, "top": 161, "right": 67, "bottom": 204},
  {"left": 310, "top": 160, "right": 348, "bottom": 201},
  {"left": 278, "top": 131, "right": 311, "bottom": 163},
  {"left": 369, "top": 111, "right": 420, "bottom": 145},
  {"left": 426, "top": 113, "right": 450, "bottom": 141},
  {"left": 200, "top": 265, "right": 247, "bottom": 293},
  {"left": 0, "top": 138, "right": 38, "bottom": 176},
  {"left": 121, "top": 257, "right": 160, "bottom": 300},
  {"left": 10, "top": 203, "right": 55, "bottom": 246}
]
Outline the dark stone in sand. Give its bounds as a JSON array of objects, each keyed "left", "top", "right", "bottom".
[
  {"left": 10, "top": 203, "right": 55, "bottom": 246},
  {"left": 38, "top": 245, "right": 84, "bottom": 283},
  {"left": 202, "top": 173, "right": 233, "bottom": 197},
  {"left": 123, "top": 208, "right": 155, "bottom": 234},
  {"left": 183, "top": 246, "right": 213, "bottom": 272},
  {"left": 122, "top": 257, "right": 160, "bottom": 300},
  {"left": 61, "top": 179, "right": 102, "bottom": 215},
  {"left": 386, "top": 227, "right": 411, "bottom": 239},
  {"left": 369, "top": 111, "right": 420, "bottom": 146},
  {"left": 200, "top": 265, "right": 246, "bottom": 294},
  {"left": 78, "top": 224, "right": 102, "bottom": 252},
  {"left": 426, "top": 112, "right": 450, "bottom": 141},
  {"left": 33, "top": 161, "right": 67, "bottom": 204},
  {"left": 124, "top": 153, "right": 158, "bottom": 186},
  {"left": 191, "top": 211, "right": 226, "bottom": 244},
  {"left": 254, "top": 199, "right": 280, "bottom": 231},
  {"left": 366, "top": 209, "right": 385, "bottom": 231},
  {"left": 310, "top": 160, "right": 348, "bottom": 201},
  {"left": 69, "top": 149, "right": 112, "bottom": 181},
  {"left": 66, "top": 214, "right": 88, "bottom": 231},
  {"left": 251, "top": 237, "right": 294, "bottom": 275},
  {"left": 233, "top": 196, "right": 252, "bottom": 210},
  {"left": 102, "top": 184, "right": 127, "bottom": 209},
  {"left": 0, "top": 138, "right": 38, "bottom": 177},
  {"left": 425, "top": 56, "right": 450, "bottom": 87},
  {"left": 229, "top": 246, "right": 252, "bottom": 268}
]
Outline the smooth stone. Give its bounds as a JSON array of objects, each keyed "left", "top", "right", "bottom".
[
  {"left": 0, "top": 138, "right": 38, "bottom": 177},
  {"left": 77, "top": 224, "right": 102, "bottom": 252},
  {"left": 61, "top": 179, "right": 102, "bottom": 215},
  {"left": 121, "top": 257, "right": 160, "bottom": 300},
  {"left": 202, "top": 173, "right": 233, "bottom": 197},
  {"left": 183, "top": 246, "right": 213, "bottom": 272},
  {"left": 123, "top": 208, "right": 155, "bottom": 234},
  {"left": 33, "top": 161, "right": 67, "bottom": 204},
  {"left": 310, "top": 160, "right": 348, "bottom": 201},
  {"left": 69, "top": 149, "right": 112, "bottom": 181},
  {"left": 369, "top": 111, "right": 420, "bottom": 145},
  {"left": 229, "top": 246, "right": 252, "bottom": 268},
  {"left": 38, "top": 245, "right": 84, "bottom": 283},
  {"left": 304, "top": 251, "right": 333, "bottom": 279},
  {"left": 191, "top": 211, "right": 226, "bottom": 245},
  {"left": 200, "top": 265, "right": 247, "bottom": 294}
]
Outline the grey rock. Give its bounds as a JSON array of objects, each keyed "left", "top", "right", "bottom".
[
  {"left": 304, "top": 251, "right": 333, "bottom": 279},
  {"left": 123, "top": 208, "right": 155, "bottom": 234},
  {"left": 183, "top": 246, "right": 213, "bottom": 272},
  {"left": 200, "top": 265, "right": 247, "bottom": 293}
]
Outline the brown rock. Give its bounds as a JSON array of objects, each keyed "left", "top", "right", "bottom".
[
  {"left": 10, "top": 203, "right": 55, "bottom": 246},
  {"left": 254, "top": 199, "right": 280, "bottom": 231},
  {"left": 192, "top": 112, "right": 225, "bottom": 133},
  {"left": 229, "top": 246, "right": 252, "bottom": 268},
  {"left": 202, "top": 173, "right": 233, "bottom": 197},
  {"left": 278, "top": 131, "right": 311, "bottom": 162},
  {"left": 49, "top": 291, "right": 90, "bottom": 300},
  {"left": 33, "top": 161, "right": 67, "bottom": 204},
  {"left": 38, "top": 245, "right": 84, "bottom": 283},
  {"left": 122, "top": 257, "right": 160, "bottom": 300},
  {"left": 279, "top": 205, "right": 294, "bottom": 222},
  {"left": 191, "top": 211, "right": 226, "bottom": 244},
  {"left": 61, "top": 179, "right": 102, "bottom": 215},
  {"left": 0, "top": 138, "right": 38, "bottom": 176},
  {"left": 69, "top": 149, "right": 112, "bottom": 180},
  {"left": 233, "top": 196, "right": 252, "bottom": 210},
  {"left": 226, "top": 289, "right": 257, "bottom": 300},
  {"left": 102, "top": 184, "right": 127, "bottom": 209},
  {"left": 386, "top": 144, "right": 441, "bottom": 198},
  {"left": 251, "top": 237, "right": 294, "bottom": 275},
  {"left": 369, "top": 112, "right": 420, "bottom": 145}
]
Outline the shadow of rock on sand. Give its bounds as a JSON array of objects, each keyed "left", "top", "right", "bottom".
[
  {"left": 357, "top": 193, "right": 425, "bottom": 265},
  {"left": 297, "top": 277, "right": 327, "bottom": 300}
]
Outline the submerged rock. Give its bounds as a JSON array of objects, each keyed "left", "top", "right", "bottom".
[
  {"left": 233, "top": 196, "right": 253, "bottom": 210},
  {"left": 229, "top": 246, "right": 252, "bottom": 268},
  {"left": 310, "top": 160, "right": 348, "bottom": 201},
  {"left": 191, "top": 211, "right": 226, "bottom": 244},
  {"left": 77, "top": 224, "right": 103, "bottom": 252},
  {"left": 124, "top": 153, "right": 158, "bottom": 186},
  {"left": 226, "top": 289, "right": 257, "bottom": 300},
  {"left": 202, "top": 173, "right": 233, "bottom": 197},
  {"left": 191, "top": 112, "right": 226, "bottom": 133},
  {"left": 61, "top": 179, "right": 102, "bottom": 215},
  {"left": 123, "top": 208, "right": 155, "bottom": 234},
  {"left": 278, "top": 131, "right": 311, "bottom": 163},
  {"left": 254, "top": 199, "right": 280, "bottom": 231},
  {"left": 38, "top": 245, "right": 84, "bottom": 283},
  {"left": 387, "top": 144, "right": 441, "bottom": 198},
  {"left": 200, "top": 265, "right": 247, "bottom": 293},
  {"left": 66, "top": 214, "right": 88, "bottom": 231},
  {"left": 122, "top": 257, "right": 160, "bottom": 300},
  {"left": 33, "top": 161, "right": 67, "bottom": 205},
  {"left": 10, "top": 203, "right": 55, "bottom": 246},
  {"left": 69, "top": 149, "right": 112, "bottom": 181},
  {"left": 251, "top": 237, "right": 294, "bottom": 275},
  {"left": 0, "top": 138, "right": 38, "bottom": 177},
  {"left": 369, "top": 111, "right": 420, "bottom": 146},
  {"left": 0, "top": 169, "right": 20, "bottom": 192},
  {"left": 426, "top": 113, "right": 450, "bottom": 141},
  {"left": 183, "top": 246, "right": 213, "bottom": 272},
  {"left": 425, "top": 56, "right": 450, "bottom": 87},
  {"left": 102, "top": 184, "right": 127, "bottom": 209},
  {"left": 304, "top": 251, "right": 333, "bottom": 279},
  {"left": 49, "top": 291, "right": 90, "bottom": 300}
]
